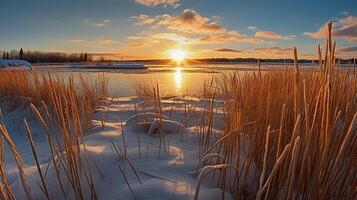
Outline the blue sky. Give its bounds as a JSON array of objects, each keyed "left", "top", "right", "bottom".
[{"left": 0, "top": 0, "right": 356, "bottom": 59}]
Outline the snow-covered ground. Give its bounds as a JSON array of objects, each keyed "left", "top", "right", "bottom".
[
  {"left": 2, "top": 96, "right": 243, "bottom": 200},
  {"left": 0, "top": 59, "right": 32, "bottom": 70}
]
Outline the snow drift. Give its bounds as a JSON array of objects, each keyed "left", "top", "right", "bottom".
[{"left": 0, "top": 59, "right": 32, "bottom": 70}]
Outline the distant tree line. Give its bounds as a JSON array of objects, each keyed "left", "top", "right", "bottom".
[
  {"left": 130, "top": 58, "right": 356, "bottom": 65},
  {"left": 189, "top": 58, "right": 356, "bottom": 65},
  {"left": 1, "top": 48, "right": 92, "bottom": 63}
]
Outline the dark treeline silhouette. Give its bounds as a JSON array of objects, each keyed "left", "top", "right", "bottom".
[
  {"left": 192, "top": 58, "right": 356, "bottom": 64},
  {"left": 131, "top": 58, "right": 356, "bottom": 65},
  {"left": 1, "top": 49, "right": 92, "bottom": 63}
]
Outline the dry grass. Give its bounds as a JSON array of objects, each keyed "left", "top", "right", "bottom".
[
  {"left": 197, "top": 22, "right": 357, "bottom": 199},
  {"left": 0, "top": 70, "right": 108, "bottom": 129},
  {"left": 0, "top": 70, "right": 108, "bottom": 199}
]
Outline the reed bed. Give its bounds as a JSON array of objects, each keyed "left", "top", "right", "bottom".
[
  {"left": 197, "top": 22, "right": 357, "bottom": 199},
  {"left": 0, "top": 70, "right": 108, "bottom": 199},
  {"left": 0, "top": 70, "right": 108, "bottom": 129}
]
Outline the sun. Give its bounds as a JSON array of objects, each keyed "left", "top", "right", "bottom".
[{"left": 169, "top": 49, "right": 187, "bottom": 62}]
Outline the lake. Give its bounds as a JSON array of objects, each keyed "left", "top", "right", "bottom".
[{"left": 34, "top": 62, "right": 348, "bottom": 96}]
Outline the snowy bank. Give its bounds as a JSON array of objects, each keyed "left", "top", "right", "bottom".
[{"left": 0, "top": 59, "right": 32, "bottom": 70}]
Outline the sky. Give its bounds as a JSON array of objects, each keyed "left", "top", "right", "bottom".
[{"left": 0, "top": 0, "right": 356, "bottom": 60}]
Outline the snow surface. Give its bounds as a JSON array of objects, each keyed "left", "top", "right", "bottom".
[
  {"left": 0, "top": 59, "right": 32, "bottom": 70},
  {"left": 2, "top": 96, "right": 249, "bottom": 200}
]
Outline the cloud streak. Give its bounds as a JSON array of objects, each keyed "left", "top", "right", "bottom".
[
  {"left": 134, "top": 0, "right": 180, "bottom": 8},
  {"left": 303, "top": 16, "right": 357, "bottom": 42},
  {"left": 214, "top": 48, "right": 242, "bottom": 53},
  {"left": 255, "top": 31, "right": 296, "bottom": 40},
  {"left": 337, "top": 46, "right": 357, "bottom": 52},
  {"left": 251, "top": 46, "right": 293, "bottom": 55},
  {"left": 200, "top": 31, "right": 264, "bottom": 44},
  {"left": 84, "top": 19, "right": 111, "bottom": 28},
  {"left": 67, "top": 38, "right": 120, "bottom": 46}
]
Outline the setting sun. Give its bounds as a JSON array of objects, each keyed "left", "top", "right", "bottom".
[{"left": 169, "top": 49, "right": 187, "bottom": 62}]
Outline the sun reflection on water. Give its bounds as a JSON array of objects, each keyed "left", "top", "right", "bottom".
[{"left": 174, "top": 67, "right": 183, "bottom": 92}]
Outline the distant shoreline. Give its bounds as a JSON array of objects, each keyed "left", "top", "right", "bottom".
[{"left": 31, "top": 58, "right": 356, "bottom": 66}]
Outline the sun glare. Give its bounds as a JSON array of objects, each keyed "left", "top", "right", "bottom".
[
  {"left": 169, "top": 49, "right": 186, "bottom": 62},
  {"left": 174, "top": 67, "right": 182, "bottom": 91}
]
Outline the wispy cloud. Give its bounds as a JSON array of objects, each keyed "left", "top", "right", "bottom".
[
  {"left": 68, "top": 39, "right": 86, "bottom": 43},
  {"left": 303, "top": 16, "right": 357, "bottom": 42},
  {"left": 247, "top": 26, "right": 257, "bottom": 31},
  {"left": 134, "top": 0, "right": 180, "bottom": 8},
  {"left": 214, "top": 48, "right": 242, "bottom": 53},
  {"left": 151, "top": 33, "right": 198, "bottom": 45},
  {"left": 97, "top": 39, "right": 120, "bottom": 45},
  {"left": 84, "top": 19, "right": 111, "bottom": 28},
  {"left": 200, "top": 31, "right": 264, "bottom": 44},
  {"left": 255, "top": 31, "right": 296, "bottom": 40},
  {"left": 126, "top": 31, "right": 160, "bottom": 48},
  {"left": 131, "top": 15, "right": 156, "bottom": 25},
  {"left": 251, "top": 46, "right": 293, "bottom": 55},
  {"left": 255, "top": 31, "right": 282, "bottom": 39},
  {"left": 340, "top": 11, "right": 349, "bottom": 16},
  {"left": 67, "top": 38, "right": 120, "bottom": 46},
  {"left": 337, "top": 46, "right": 357, "bottom": 52}
]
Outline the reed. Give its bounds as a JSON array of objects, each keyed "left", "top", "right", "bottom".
[
  {"left": 23, "top": 118, "right": 51, "bottom": 200},
  {"left": 0, "top": 124, "right": 32, "bottom": 200},
  {"left": 0, "top": 70, "right": 108, "bottom": 199},
  {"left": 198, "top": 21, "right": 357, "bottom": 199}
]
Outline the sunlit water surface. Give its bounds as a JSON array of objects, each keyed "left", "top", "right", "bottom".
[{"left": 33, "top": 63, "right": 335, "bottom": 96}]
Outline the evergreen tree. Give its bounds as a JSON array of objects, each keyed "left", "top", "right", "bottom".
[
  {"left": 79, "top": 53, "right": 84, "bottom": 62},
  {"left": 19, "top": 48, "right": 24, "bottom": 59},
  {"left": 84, "top": 53, "right": 88, "bottom": 61},
  {"left": 6, "top": 52, "right": 9, "bottom": 60},
  {"left": 2, "top": 51, "right": 5, "bottom": 59}
]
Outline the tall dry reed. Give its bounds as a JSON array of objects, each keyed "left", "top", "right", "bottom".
[
  {"left": 0, "top": 70, "right": 108, "bottom": 199},
  {"left": 198, "top": 21, "right": 357, "bottom": 199}
]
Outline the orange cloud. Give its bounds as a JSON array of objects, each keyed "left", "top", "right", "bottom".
[
  {"left": 303, "top": 16, "right": 357, "bottom": 42},
  {"left": 200, "top": 31, "right": 264, "bottom": 44},
  {"left": 130, "top": 10, "right": 266, "bottom": 48},
  {"left": 255, "top": 31, "right": 296, "bottom": 40},
  {"left": 132, "top": 15, "right": 156, "bottom": 25},
  {"left": 255, "top": 31, "right": 282, "bottom": 39},
  {"left": 133, "top": 9, "right": 225, "bottom": 34}
]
